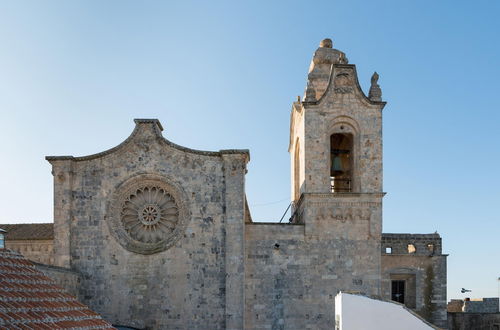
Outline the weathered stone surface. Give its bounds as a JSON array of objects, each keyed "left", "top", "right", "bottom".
[
  {"left": 46, "top": 119, "right": 249, "bottom": 329},
  {"left": 5, "top": 239, "right": 54, "bottom": 265},
  {"left": 280, "top": 38, "right": 387, "bottom": 329},
  {"left": 368, "top": 72, "right": 382, "bottom": 102},
  {"left": 40, "top": 39, "right": 447, "bottom": 329},
  {"left": 381, "top": 234, "right": 448, "bottom": 328},
  {"left": 35, "top": 262, "right": 80, "bottom": 297},
  {"left": 448, "top": 312, "right": 500, "bottom": 330},
  {"left": 304, "top": 39, "right": 349, "bottom": 102},
  {"left": 463, "top": 298, "right": 499, "bottom": 313},
  {"left": 449, "top": 297, "right": 500, "bottom": 313},
  {"left": 245, "top": 223, "right": 381, "bottom": 329}
]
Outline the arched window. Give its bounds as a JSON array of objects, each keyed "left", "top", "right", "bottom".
[{"left": 330, "top": 133, "right": 353, "bottom": 192}]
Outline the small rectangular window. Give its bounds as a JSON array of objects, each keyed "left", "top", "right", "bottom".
[{"left": 385, "top": 247, "right": 392, "bottom": 254}]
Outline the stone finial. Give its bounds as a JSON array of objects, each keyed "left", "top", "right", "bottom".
[
  {"left": 368, "top": 72, "right": 382, "bottom": 101},
  {"left": 320, "top": 38, "right": 333, "bottom": 48},
  {"left": 303, "top": 38, "right": 350, "bottom": 101},
  {"left": 338, "top": 52, "right": 348, "bottom": 64}
]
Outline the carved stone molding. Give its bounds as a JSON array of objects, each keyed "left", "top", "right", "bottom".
[
  {"left": 107, "top": 174, "right": 189, "bottom": 254},
  {"left": 308, "top": 201, "right": 381, "bottom": 207},
  {"left": 316, "top": 206, "right": 372, "bottom": 222}
]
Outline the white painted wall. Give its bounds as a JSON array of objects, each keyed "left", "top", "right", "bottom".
[{"left": 335, "top": 292, "right": 434, "bottom": 330}]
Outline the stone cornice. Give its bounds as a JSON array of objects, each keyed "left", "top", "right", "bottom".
[
  {"left": 134, "top": 118, "right": 164, "bottom": 130},
  {"left": 382, "top": 254, "right": 449, "bottom": 258},
  {"left": 302, "top": 192, "right": 386, "bottom": 199},
  {"left": 220, "top": 149, "right": 250, "bottom": 163},
  {"left": 294, "top": 192, "right": 386, "bottom": 211},
  {"left": 245, "top": 222, "right": 304, "bottom": 226},
  {"left": 46, "top": 119, "right": 250, "bottom": 163}
]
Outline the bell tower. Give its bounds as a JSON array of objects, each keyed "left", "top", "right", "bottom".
[{"left": 289, "top": 38, "right": 386, "bottom": 295}]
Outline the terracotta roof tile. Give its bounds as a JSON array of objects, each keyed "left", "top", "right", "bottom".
[
  {"left": 0, "top": 249, "right": 115, "bottom": 329},
  {"left": 36, "top": 323, "right": 56, "bottom": 329},
  {"left": 0, "top": 224, "right": 53, "bottom": 240}
]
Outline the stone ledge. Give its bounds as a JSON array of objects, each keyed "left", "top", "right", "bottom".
[
  {"left": 382, "top": 233, "right": 441, "bottom": 238},
  {"left": 245, "top": 222, "right": 304, "bottom": 226}
]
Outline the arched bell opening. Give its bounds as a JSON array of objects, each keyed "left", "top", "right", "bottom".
[{"left": 330, "top": 133, "right": 353, "bottom": 192}]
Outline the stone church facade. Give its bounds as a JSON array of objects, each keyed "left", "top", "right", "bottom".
[{"left": 41, "top": 39, "right": 447, "bottom": 329}]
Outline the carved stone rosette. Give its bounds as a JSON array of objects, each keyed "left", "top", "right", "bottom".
[{"left": 108, "top": 174, "right": 189, "bottom": 254}]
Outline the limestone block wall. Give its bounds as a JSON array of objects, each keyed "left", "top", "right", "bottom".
[
  {"left": 5, "top": 240, "right": 54, "bottom": 265},
  {"left": 448, "top": 312, "right": 500, "bottom": 330},
  {"left": 463, "top": 298, "right": 499, "bottom": 313},
  {"left": 381, "top": 233, "right": 442, "bottom": 256},
  {"left": 35, "top": 262, "right": 80, "bottom": 297},
  {"left": 447, "top": 299, "right": 465, "bottom": 313},
  {"left": 245, "top": 220, "right": 381, "bottom": 329},
  {"left": 381, "top": 234, "right": 447, "bottom": 328},
  {"left": 47, "top": 119, "right": 248, "bottom": 329},
  {"left": 301, "top": 65, "right": 384, "bottom": 195}
]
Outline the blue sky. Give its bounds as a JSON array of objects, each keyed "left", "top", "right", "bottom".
[{"left": 0, "top": 1, "right": 499, "bottom": 301}]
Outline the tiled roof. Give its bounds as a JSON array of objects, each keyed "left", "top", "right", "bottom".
[
  {"left": 0, "top": 249, "right": 115, "bottom": 329},
  {"left": 0, "top": 224, "right": 54, "bottom": 240}
]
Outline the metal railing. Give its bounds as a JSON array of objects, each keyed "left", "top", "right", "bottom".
[{"left": 330, "top": 177, "right": 351, "bottom": 193}]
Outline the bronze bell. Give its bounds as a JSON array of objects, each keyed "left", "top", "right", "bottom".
[{"left": 331, "top": 154, "right": 343, "bottom": 176}]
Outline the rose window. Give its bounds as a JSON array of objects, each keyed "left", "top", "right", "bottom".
[
  {"left": 120, "top": 186, "right": 179, "bottom": 244},
  {"left": 108, "top": 175, "right": 188, "bottom": 254}
]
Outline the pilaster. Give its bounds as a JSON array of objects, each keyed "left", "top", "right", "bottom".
[
  {"left": 221, "top": 151, "right": 248, "bottom": 330},
  {"left": 46, "top": 158, "right": 74, "bottom": 268}
]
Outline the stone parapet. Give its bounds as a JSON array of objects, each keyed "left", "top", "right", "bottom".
[
  {"left": 34, "top": 262, "right": 80, "bottom": 297},
  {"left": 382, "top": 233, "right": 443, "bottom": 256},
  {"left": 463, "top": 298, "right": 499, "bottom": 313}
]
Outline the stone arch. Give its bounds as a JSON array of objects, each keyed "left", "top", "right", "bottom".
[
  {"left": 327, "top": 115, "right": 360, "bottom": 135},
  {"left": 327, "top": 116, "right": 360, "bottom": 192}
]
